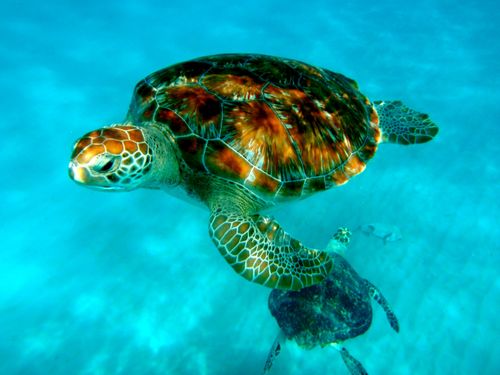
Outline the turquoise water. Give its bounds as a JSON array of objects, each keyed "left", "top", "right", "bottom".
[{"left": 1, "top": 0, "right": 498, "bottom": 374}]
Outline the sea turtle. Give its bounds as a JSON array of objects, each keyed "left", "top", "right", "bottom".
[
  {"left": 326, "top": 227, "right": 352, "bottom": 255},
  {"left": 264, "top": 229, "right": 399, "bottom": 374},
  {"left": 68, "top": 54, "right": 438, "bottom": 290}
]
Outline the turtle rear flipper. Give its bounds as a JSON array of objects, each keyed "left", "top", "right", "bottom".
[
  {"left": 365, "top": 280, "right": 400, "bottom": 332},
  {"left": 333, "top": 345, "right": 368, "bottom": 375},
  {"left": 375, "top": 100, "right": 438, "bottom": 145},
  {"left": 263, "top": 331, "right": 285, "bottom": 373}
]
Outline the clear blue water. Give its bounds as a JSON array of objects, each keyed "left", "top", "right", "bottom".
[{"left": 1, "top": 0, "right": 498, "bottom": 374}]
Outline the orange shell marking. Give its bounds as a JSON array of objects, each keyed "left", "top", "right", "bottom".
[
  {"left": 225, "top": 101, "right": 299, "bottom": 177},
  {"left": 206, "top": 144, "right": 253, "bottom": 180},
  {"left": 203, "top": 74, "right": 263, "bottom": 100},
  {"left": 344, "top": 154, "right": 366, "bottom": 178},
  {"left": 264, "top": 84, "right": 347, "bottom": 177}
]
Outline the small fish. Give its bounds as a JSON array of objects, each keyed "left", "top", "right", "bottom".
[{"left": 358, "top": 223, "right": 402, "bottom": 244}]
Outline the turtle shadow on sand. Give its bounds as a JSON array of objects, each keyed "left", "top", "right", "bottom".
[{"left": 263, "top": 228, "right": 399, "bottom": 375}]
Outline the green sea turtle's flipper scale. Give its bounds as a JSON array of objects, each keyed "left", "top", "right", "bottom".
[
  {"left": 209, "top": 207, "right": 333, "bottom": 291},
  {"left": 339, "top": 347, "right": 368, "bottom": 375},
  {"left": 375, "top": 100, "right": 439, "bottom": 145},
  {"left": 365, "top": 280, "right": 400, "bottom": 332},
  {"left": 263, "top": 331, "right": 285, "bottom": 373}
]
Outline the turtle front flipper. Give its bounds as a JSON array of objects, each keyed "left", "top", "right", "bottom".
[
  {"left": 333, "top": 345, "right": 368, "bottom": 375},
  {"left": 374, "top": 100, "right": 439, "bottom": 144},
  {"left": 364, "top": 280, "right": 400, "bottom": 332},
  {"left": 209, "top": 207, "right": 333, "bottom": 290}
]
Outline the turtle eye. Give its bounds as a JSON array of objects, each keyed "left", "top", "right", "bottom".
[
  {"left": 99, "top": 160, "right": 114, "bottom": 172},
  {"left": 92, "top": 155, "right": 119, "bottom": 173}
]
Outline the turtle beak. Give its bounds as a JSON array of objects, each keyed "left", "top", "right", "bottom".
[
  {"left": 68, "top": 161, "right": 127, "bottom": 191},
  {"left": 68, "top": 161, "right": 90, "bottom": 185}
]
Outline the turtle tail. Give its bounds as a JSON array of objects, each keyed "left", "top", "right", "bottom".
[{"left": 374, "top": 100, "right": 439, "bottom": 145}]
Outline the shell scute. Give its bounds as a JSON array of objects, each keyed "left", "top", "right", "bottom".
[
  {"left": 176, "top": 136, "right": 206, "bottom": 171},
  {"left": 245, "top": 167, "right": 281, "bottom": 195},
  {"left": 156, "top": 85, "right": 221, "bottom": 138},
  {"left": 202, "top": 73, "right": 263, "bottom": 101},
  {"left": 278, "top": 180, "right": 305, "bottom": 199},
  {"left": 205, "top": 140, "right": 253, "bottom": 182},
  {"left": 146, "top": 60, "right": 212, "bottom": 87},
  {"left": 245, "top": 57, "right": 303, "bottom": 88},
  {"left": 127, "top": 80, "right": 156, "bottom": 122},
  {"left": 303, "top": 177, "right": 328, "bottom": 195},
  {"left": 155, "top": 108, "right": 191, "bottom": 136},
  {"left": 221, "top": 101, "right": 303, "bottom": 181}
]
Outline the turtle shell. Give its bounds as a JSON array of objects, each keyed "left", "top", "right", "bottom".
[
  {"left": 126, "top": 54, "right": 381, "bottom": 201},
  {"left": 268, "top": 253, "right": 373, "bottom": 349}
]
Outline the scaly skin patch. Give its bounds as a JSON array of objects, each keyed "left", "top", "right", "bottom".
[
  {"left": 374, "top": 100, "right": 438, "bottom": 144},
  {"left": 209, "top": 207, "right": 333, "bottom": 290}
]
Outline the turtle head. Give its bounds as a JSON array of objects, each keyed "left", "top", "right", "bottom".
[{"left": 68, "top": 124, "right": 180, "bottom": 191}]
